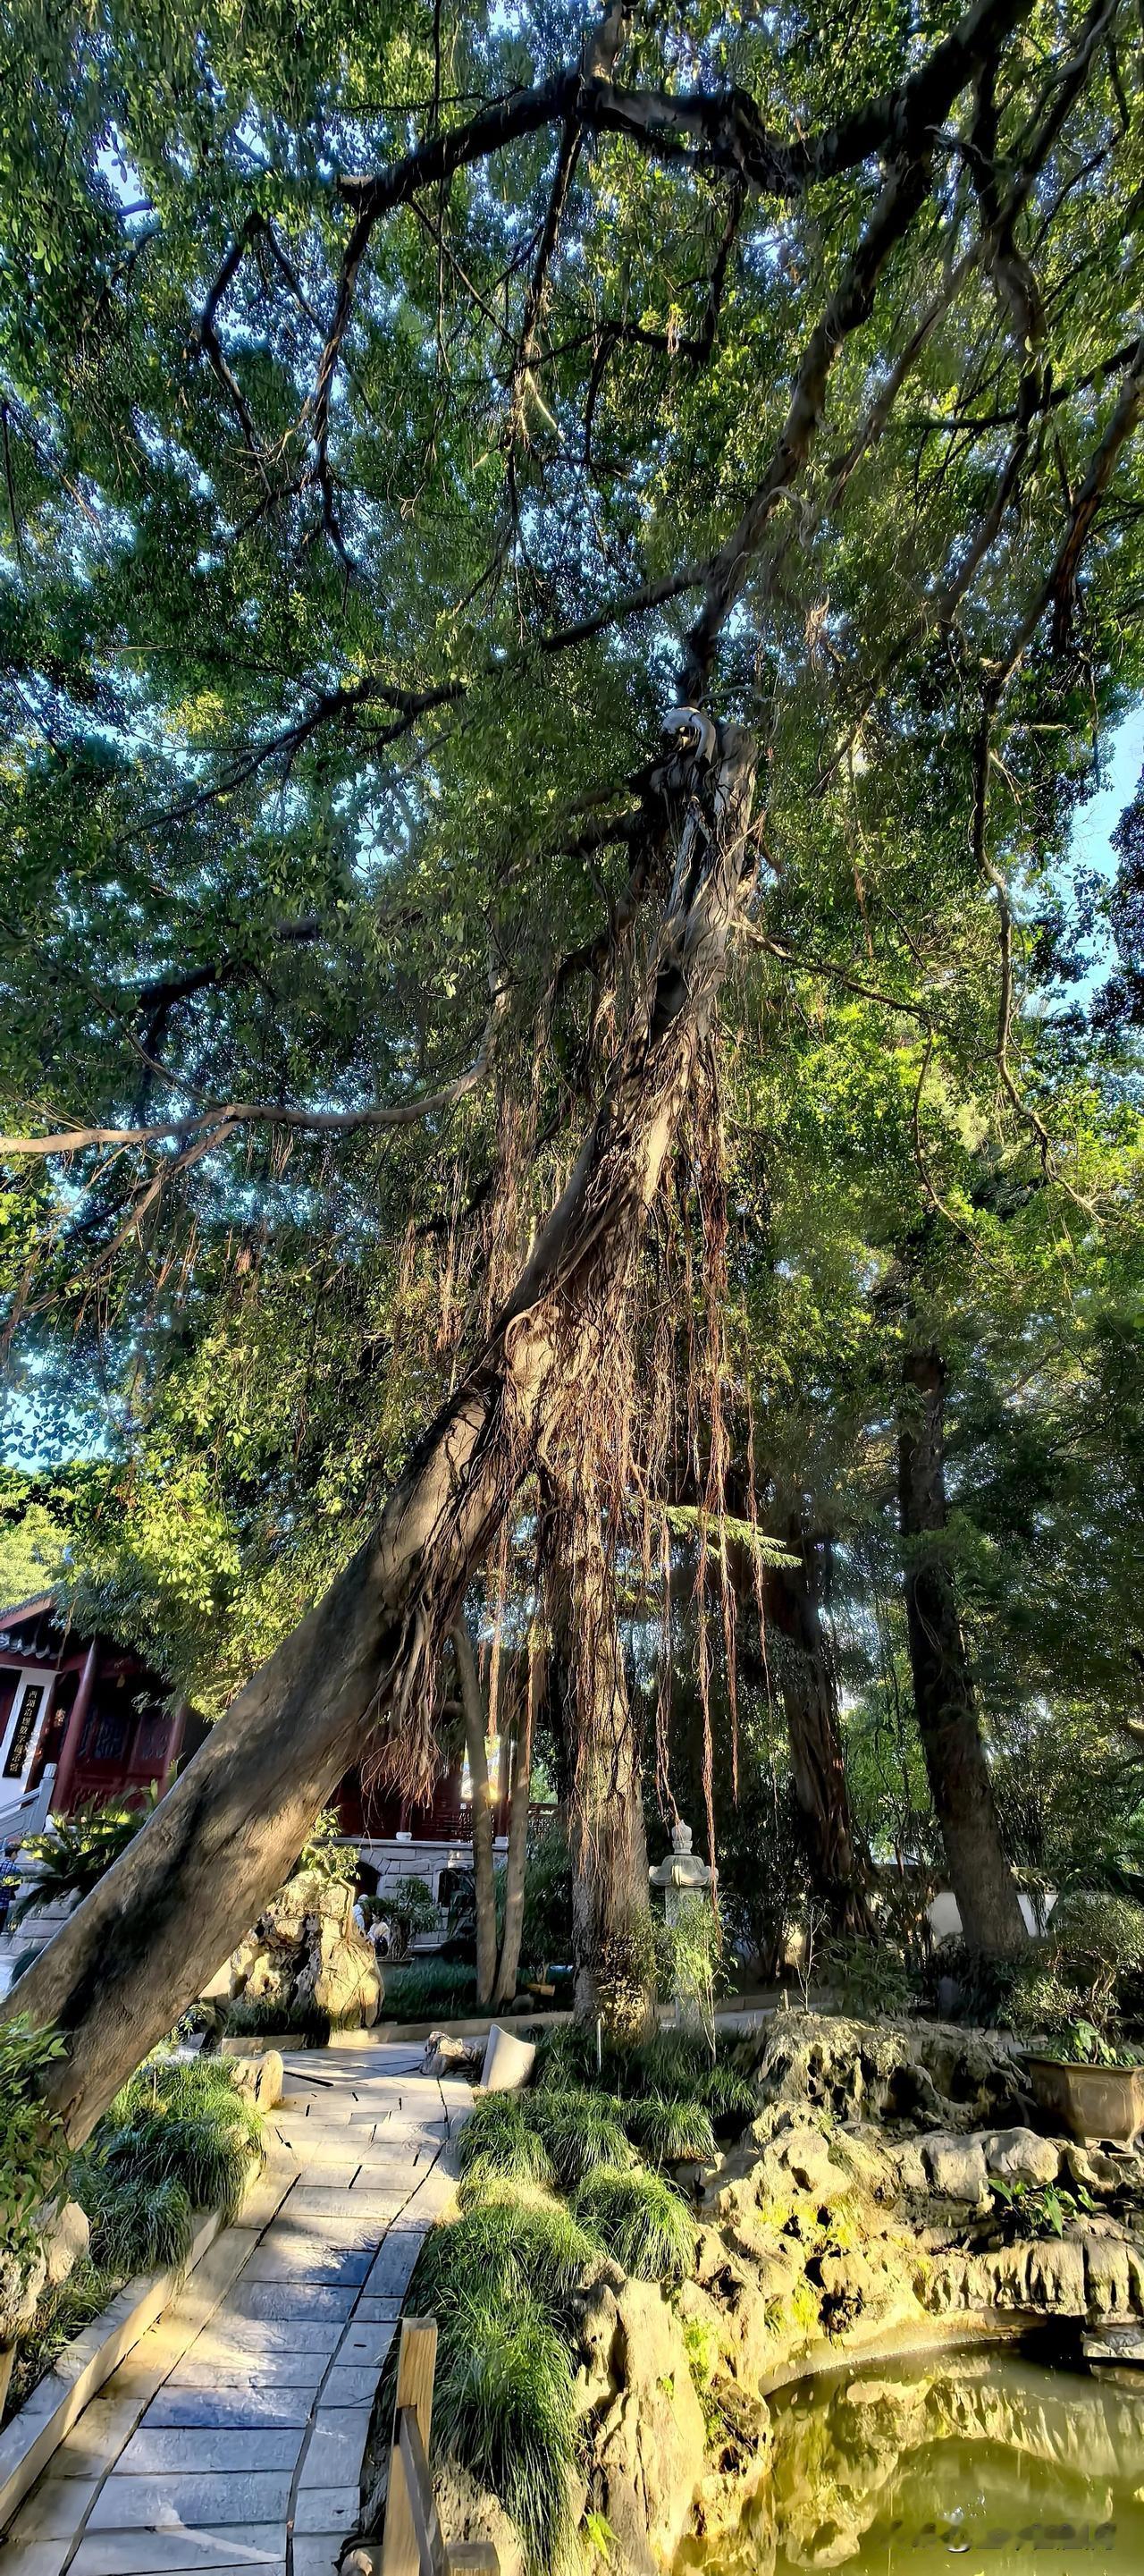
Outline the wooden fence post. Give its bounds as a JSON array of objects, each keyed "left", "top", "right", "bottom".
[{"left": 380, "top": 2317, "right": 438, "bottom": 2576}]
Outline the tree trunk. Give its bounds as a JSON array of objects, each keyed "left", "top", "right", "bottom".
[
  {"left": 733, "top": 1525, "right": 871, "bottom": 1933},
  {"left": 492, "top": 1633, "right": 540, "bottom": 2006},
  {"left": 763, "top": 1529, "right": 872, "bottom": 1934},
  {"left": 6, "top": 718, "right": 756, "bottom": 2144},
  {"left": 898, "top": 1347, "right": 1027, "bottom": 1956},
  {"left": 555, "top": 1487, "right": 653, "bottom": 2035},
  {"left": 451, "top": 1622, "right": 498, "bottom": 2010}
]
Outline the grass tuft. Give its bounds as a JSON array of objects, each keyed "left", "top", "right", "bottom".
[
  {"left": 80, "top": 2166, "right": 195, "bottom": 2276},
  {"left": 425, "top": 2180, "right": 601, "bottom": 2306},
  {"left": 572, "top": 2164, "right": 697, "bottom": 2284},
  {"left": 94, "top": 2056, "right": 264, "bottom": 2225},
  {"left": 526, "top": 2089, "right": 633, "bottom": 2186},
  {"left": 433, "top": 2286, "right": 578, "bottom": 2574},
  {"left": 457, "top": 2093, "right": 555, "bottom": 2190},
  {"left": 624, "top": 2091, "right": 717, "bottom": 2166}
]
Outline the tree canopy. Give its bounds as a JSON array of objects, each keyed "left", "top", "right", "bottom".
[{"left": 2, "top": 0, "right": 1144, "bottom": 2105}]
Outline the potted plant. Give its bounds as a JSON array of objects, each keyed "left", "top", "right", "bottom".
[
  {"left": 1011, "top": 1890, "right": 1144, "bottom": 2144},
  {"left": 1024, "top": 2020, "right": 1144, "bottom": 2146}
]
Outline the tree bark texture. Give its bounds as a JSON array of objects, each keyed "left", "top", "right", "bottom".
[
  {"left": 552, "top": 1486, "right": 652, "bottom": 2032},
  {"left": 492, "top": 1634, "right": 540, "bottom": 2007},
  {"left": 732, "top": 1525, "right": 871, "bottom": 1932},
  {"left": 451, "top": 1622, "right": 498, "bottom": 2009},
  {"left": 898, "top": 1347, "right": 1027, "bottom": 1956},
  {"left": 7, "top": 717, "right": 756, "bottom": 2143}
]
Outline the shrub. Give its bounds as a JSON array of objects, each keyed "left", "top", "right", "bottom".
[
  {"left": 573, "top": 2165, "right": 697, "bottom": 2284},
  {"left": 4, "top": 2258, "right": 121, "bottom": 2422},
  {"left": 10, "top": 1792, "right": 156, "bottom": 1928},
  {"left": 433, "top": 2286, "right": 577, "bottom": 2573},
  {"left": 0, "top": 2016, "right": 67, "bottom": 2269},
  {"left": 80, "top": 2167, "right": 195, "bottom": 2276},
  {"left": 291, "top": 1808, "right": 358, "bottom": 1885},
  {"left": 823, "top": 1934, "right": 919, "bottom": 2019},
  {"left": 624, "top": 2092, "right": 717, "bottom": 2167},
  {"left": 702, "top": 2059, "right": 758, "bottom": 2124}
]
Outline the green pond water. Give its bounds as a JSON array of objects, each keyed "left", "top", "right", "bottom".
[{"left": 683, "top": 2346, "right": 1144, "bottom": 2575}]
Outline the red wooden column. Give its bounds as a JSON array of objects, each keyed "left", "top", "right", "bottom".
[{"left": 50, "top": 1640, "right": 99, "bottom": 1815}]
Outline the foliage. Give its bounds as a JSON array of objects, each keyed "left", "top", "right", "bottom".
[
  {"left": 656, "top": 1896, "right": 725, "bottom": 2057},
  {"left": 3, "top": 2257, "right": 121, "bottom": 2423},
  {"left": 458, "top": 2095, "right": 556, "bottom": 2193},
  {"left": 1027, "top": 2020, "right": 1144, "bottom": 2068},
  {"left": 405, "top": 2184, "right": 592, "bottom": 2572},
  {"left": 419, "top": 2183, "right": 601, "bottom": 2311},
  {"left": 0, "top": 2016, "right": 67, "bottom": 2268},
  {"left": 986, "top": 2177, "right": 1097, "bottom": 2242},
  {"left": 432, "top": 2288, "right": 578, "bottom": 2575},
  {"left": 383, "top": 1874, "right": 439, "bottom": 1942},
  {"left": 11, "top": 1792, "right": 157, "bottom": 1928},
  {"left": 79, "top": 2167, "right": 195, "bottom": 2276},
  {"left": 525, "top": 2090, "right": 633, "bottom": 2189},
  {"left": 379, "top": 1963, "right": 478, "bottom": 2022},
  {"left": 572, "top": 2166, "right": 697, "bottom": 2285},
  {"left": 291, "top": 1809, "right": 357, "bottom": 1887},
  {"left": 1002, "top": 1892, "right": 1144, "bottom": 2040},
  {"left": 623, "top": 2093, "right": 718, "bottom": 2168},
  {"left": 91, "top": 2056, "right": 263, "bottom": 2225},
  {"left": 823, "top": 1934, "right": 920, "bottom": 2021}
]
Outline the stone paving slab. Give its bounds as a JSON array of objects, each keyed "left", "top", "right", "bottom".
[
  {"left": 144, "top": 2380, "right": 316, "bottom": 2428},
  {"left": 114, "top": 2424, "right": 306, "bottom": 2473},
  {"left": 70, "top": 2531, "right": 286, "bottom": 2572},
  {"left": 2, "top": 2044, "right": 470, "bottom": 2576}
]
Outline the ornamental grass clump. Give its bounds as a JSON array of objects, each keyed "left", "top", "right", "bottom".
[
  {"left": 573, "top": 2164, "right": 697, "bottom": 2285},
  {"left": 433, "top": 2285, "right": 578, "bottom": 2574},
  {"left": 457, "top": 2093, "right": 555, "bottom": 2191},
  {"left": 423, "top": 2181, "right": 601, "bottom": 2307},
  {"left": 93, "top": 2056, "right": 263, "bottom": 2226},
  {"left": 624, "top": 2091, "right": 717, "bottom": 2168},
  {"left": 527, "top": 2089, "right": 633, "bottom": 2186}
]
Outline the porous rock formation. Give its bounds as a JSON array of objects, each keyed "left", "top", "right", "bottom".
[
  {"left": 226, "top": 1867, "right": 382, "bottom": 2029},
  {"left": 425, "top": 2013, "right": 1144, "bottom": 2576}
]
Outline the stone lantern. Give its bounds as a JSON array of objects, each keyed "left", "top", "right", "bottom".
[{"left": 649, "top": 1820, "right": 713, "bottom": 1925}]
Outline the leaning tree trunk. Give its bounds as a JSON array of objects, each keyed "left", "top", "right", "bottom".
[
  {"left": 553, "top": 1483, "right": 653, "bottom": 2035},
  {"left": 451, "top": 1622, "right": 498, "bottom": 2010},
  {"left": 6, "top": 714, "right": 756, "bottom": 2144},
  {"left": 732, "top": 1525, "right": 871, "bottom": 1933},
  {"left": 898, "top": 1347, "right": 1027, "bottom": 1957}
]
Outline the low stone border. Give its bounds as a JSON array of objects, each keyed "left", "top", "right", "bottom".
[{"left": 0, "top": 2150, "right": 295, "bottom": 2533}]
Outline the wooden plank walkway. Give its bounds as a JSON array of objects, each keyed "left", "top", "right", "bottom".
[{"left": 2, "top": 2041, "right": 471, "bottom": 2576}]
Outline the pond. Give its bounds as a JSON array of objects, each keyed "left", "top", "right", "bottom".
[{"left": 683, "top": 2344, "right": 1144, "bottom": 2575}]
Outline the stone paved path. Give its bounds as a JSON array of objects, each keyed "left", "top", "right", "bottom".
[{"left": 4, "top": 2041, "right": 472, "bottom": 2576}]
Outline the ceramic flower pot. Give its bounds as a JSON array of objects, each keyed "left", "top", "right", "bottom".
[{"left": 1024, "top": 2054, "right": 1144, "bottom": 2146}]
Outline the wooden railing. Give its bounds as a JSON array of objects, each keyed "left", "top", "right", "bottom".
[{"left": 380, "top": 2318, "right": 499, "bottom": 2576}]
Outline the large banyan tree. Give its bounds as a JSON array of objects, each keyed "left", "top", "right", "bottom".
[{"left": 2, "top": 0, "right": 1143, "bottom": 2134}]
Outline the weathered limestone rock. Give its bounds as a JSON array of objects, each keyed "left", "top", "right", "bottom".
[
  {"left": 921, "top": 2133, "right": 989, "bottom": 2206},
  {"left": 229, "top": 2048, "right": 284, "bottom": 2110},
  {"left": 42, "top": 2196, "right": 90, "bottom": 2287},
  {"left": 980, "top": 2125, "right": 1061, "bottom": 2185},
  {"left": 577, "top": 2276, "right": 709, "bottom": 2574},
  {"left": 435, "top": 2459, "right": 527, "bottom": 2576},
  {"left": 422, "top": 2031, "right": 483, "bottom": 2079},
  {"left": 226, "top": 1869, "right": 382, "bottom": 2030}
]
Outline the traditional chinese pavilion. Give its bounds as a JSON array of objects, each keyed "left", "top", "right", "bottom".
[{"left": 0, "top": 1592, "right": 206, "bottom": 1845}]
